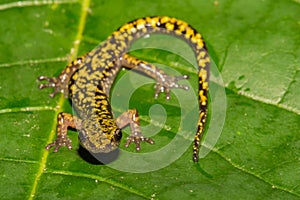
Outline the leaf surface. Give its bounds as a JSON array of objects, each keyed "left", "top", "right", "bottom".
[{"left": 0, "top": 0, "right": 299, "bottom": 199}]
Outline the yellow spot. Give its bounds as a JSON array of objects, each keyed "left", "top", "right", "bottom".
[
  {"left": 199, "top": 69, "right": 207, "bottom": 81},
  {"left": 119, "top": 40, "right": 127, "bottom": 48},
  {"left": 199, "top": 51, "right": 206, "bottom": 59},
  {"left": 199, "top": 90, "right": 207, "bottom": 105},
  {"left": 198, "top": 121, "right": 203, "bottom": 127},
  {"left": 178, "top": 24, "right": 186, "bottom": 32},
  {"left": 70, "top": 84, "right": 75, "bottom": 92},
  {"left": 195, "top": 33, "right": 202, "bottom": 40},
  {"left": 206, "top": 57, "right": 210, "bottom": 62},
  {"left": 175, "top": 29, "right": 182, "bottom": 35},
  {"left": 185, "top": 28, "right": 194, "bottom": 38},
  {"left": 161, "top": 16, "right": 170, "bottom": 24},
  {"left": 191, "top": 33, "right": 203, "bottom": 44},
  {"left": 72, "top": 72, "right": 78, "bottom": 80},
  {"left": 202, "top": 81, "right": 208, "bottom": 90},
  {"left": 130, "top": 27, "right": 137, "bottom": 33},
  {"left": 197, "top": 40, "right": 204, "bottom": 49},
  {"left": 136, "top": 19, "right": 146, "bottom": 30},
  {"left": 176, "top": 20, "right": 183, "bottom": 25},
  {"left": 199, "top": 58, "right": 209, "bottom": 68},
  {"left": 120, "top": 23, "right": 134, "bottom": 32},
  {"left": 166, "top": 23, "right": 175, "bottom": 30},
  {"left": 200, "top": 112, "right": 205, "bottom": 119},
  {"left": 148, "top": 17, "right": 158, "bottom": 27},
  {"left": 128, "top": 35, "right": 133, "bottom": 41},
  {"left": 170, "top": 17, "right": 177, "bottom": 23}
]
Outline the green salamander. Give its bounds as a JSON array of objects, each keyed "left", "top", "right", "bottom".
[{"left": 38, "top": 16, "right": 209, "bottom": 162}]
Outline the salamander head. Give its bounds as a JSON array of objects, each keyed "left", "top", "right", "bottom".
[{"left": 78, "top": 119, "right": 122, "bottom": 153}]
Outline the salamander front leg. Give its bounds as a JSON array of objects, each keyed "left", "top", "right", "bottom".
[
  {"left": 121, "top": 53, "right": 189, "bottom": 100},
  {"left": 116, "top": 109, "right": 154, "bottom": 151},
  {"left": 38, "top": 57, "right": 84, "bottom": 98},
  {"left": 45, "top": 112, "right": 81, "bottom": 152}
]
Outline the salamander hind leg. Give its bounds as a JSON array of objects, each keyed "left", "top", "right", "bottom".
[
  {"left": 46, "top": 112, "right": 82, "bottom": 152},
  {"left": 116, "top": 109, "right": 154, "bottom": 151},
  {"left": 38, "top": 57, "right": 84, "bottom": 98},
  {"left": 121, "top": 54, "right": 189, "bottom": 100}
]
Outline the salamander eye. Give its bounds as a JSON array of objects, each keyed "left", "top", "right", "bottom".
[{"left": 113, "top": 129, "right": 122, "bottom": 142}]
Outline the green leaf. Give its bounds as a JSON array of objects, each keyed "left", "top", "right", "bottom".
[{"left": 0, "top": 0, "right": 299, "bottom": 199}]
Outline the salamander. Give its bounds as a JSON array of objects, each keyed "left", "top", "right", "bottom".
[{"left": 38, "top": 16, "right": 210, "bottom": 162}]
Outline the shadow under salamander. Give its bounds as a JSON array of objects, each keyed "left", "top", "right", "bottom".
[{"left": 77, "top": 145, "right": 120, "bottom": 165}]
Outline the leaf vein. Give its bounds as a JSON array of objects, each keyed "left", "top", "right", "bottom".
[
  {"left": 0, "top": 157, "right": 38, "bottom": 164},
  {"left": 0, "top": 0, "right": 80, "bottom": 11},
  {"left": 237, "top": 89, "right": 300, "bottom": 115},
  {"left": 204, "top": 144, "right": 300, "bottom": 198},
  {"left": 0, "top": 106, "right": 56, "bottom": 114},
  {"left": 45, "top": 170, "right": 150, "bottom": 199},
  {"left": 0, "top": 57, "right": 68, "bottom": 68},
  {"left": 278, "top": 69, "right": 299, "bottom": 105}
]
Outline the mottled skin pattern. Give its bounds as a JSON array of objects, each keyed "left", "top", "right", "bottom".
[{"left": 38, "top": 16, "right": 210, "bottom": 162}]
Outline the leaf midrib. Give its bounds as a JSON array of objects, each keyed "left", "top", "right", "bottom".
[{"left": 28, "top": 0, "right": 91, "bottom": 199}]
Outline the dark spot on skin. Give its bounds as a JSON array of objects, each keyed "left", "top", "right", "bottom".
[{"left": 113, "top": 129, "right": 122, "bottom": 142}]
